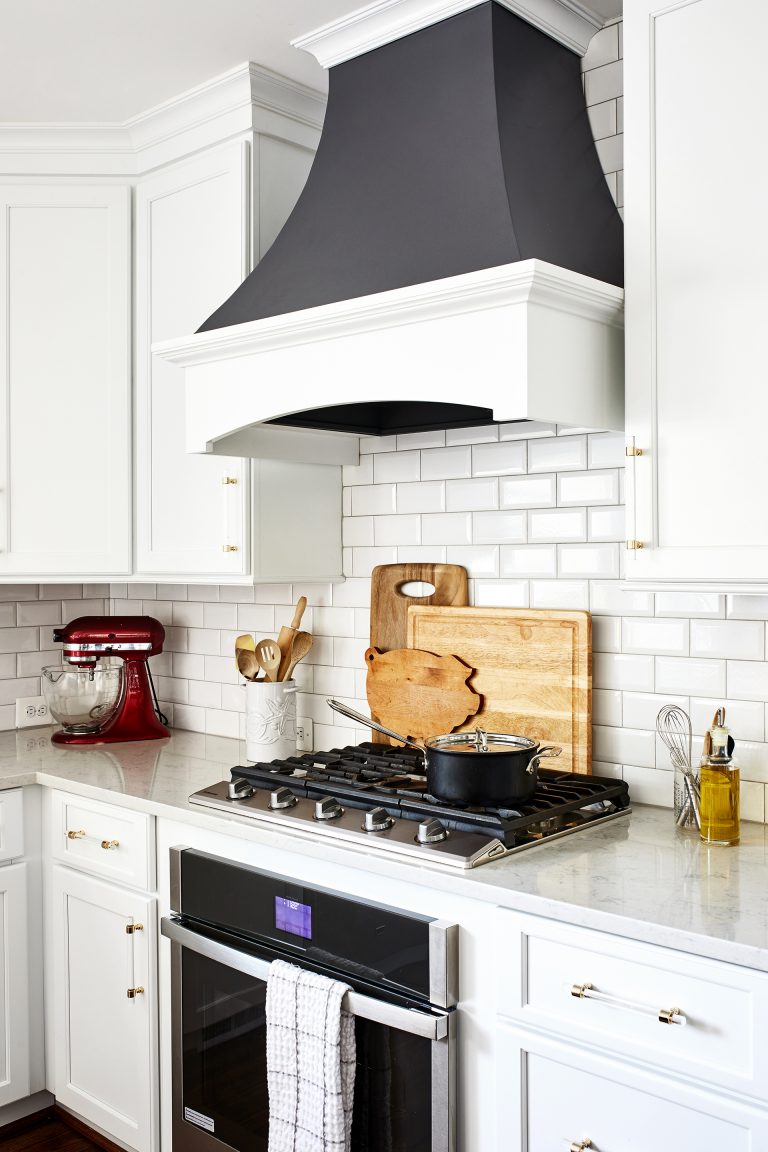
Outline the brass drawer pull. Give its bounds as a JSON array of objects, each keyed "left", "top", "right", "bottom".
[
  {"left": 570, "top": 1142, "right": 592, "bottom": 1151},
  {"left": 222, "top": 544, "right": 239, "bottom": 552},
  {"left": 126, "top": 986, "right": 145, "bottom": 999},
  {"left": 222, "top": 476, "right": 239, "bottom": 485},
  {"left": 570, "top": 982, "right": 687, "bottom": 1026},
  {"left": 101, "top": 839, "right": 120, "bottom": 850},
  {"left": 125, "top": 923, "right": 144, "bottom": 935},
  {"left": 67, "top": 829, "right": 86, "bottom": 840}
]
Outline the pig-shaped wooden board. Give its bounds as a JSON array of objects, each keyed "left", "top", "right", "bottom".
[{"left": 365, "top": 646, "right": 481, "bottom": 744}]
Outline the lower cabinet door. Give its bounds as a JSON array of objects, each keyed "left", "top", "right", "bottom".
[
  {"left": 0, "top": 862, "right": 30, "bottom": 1107},
  {"left": 51, "top": 865, "right": 157, "bottom": 1152},
  {"left": 498, "top": 1023, "right": 768, "bottom": 1152}
]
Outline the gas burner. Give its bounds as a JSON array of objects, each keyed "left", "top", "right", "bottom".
[{"left": 188, "top": 742, "right": 631, "bottom": 869}]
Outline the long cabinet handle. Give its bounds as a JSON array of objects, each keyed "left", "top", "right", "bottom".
[
  {"left": 570, "top": 982, "right": 687, "bottom": 1026},
  {"left": 161, "top": 917, "right": 450, "bottom": 1041}
]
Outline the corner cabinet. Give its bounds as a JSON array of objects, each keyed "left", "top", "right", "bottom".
[
  {"left": 0, "top": 184, "right": 131, "bottom": 577},
  {"left": 624, "top": 0, "right": 768, "bottom": 589}
]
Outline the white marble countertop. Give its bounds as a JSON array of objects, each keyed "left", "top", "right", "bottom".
[{"left": 4, "top": 727, "right": 768, "bottom": 973}]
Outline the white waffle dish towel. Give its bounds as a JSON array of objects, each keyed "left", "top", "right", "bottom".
[{"left": 266, "top": 959, "right": 356, "bottom": 1152}]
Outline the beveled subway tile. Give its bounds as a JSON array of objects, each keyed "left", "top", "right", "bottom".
[
  {"left": 421, "top": 445, "right": 472, "bottom": 481},
  {"left": 501, "top": 545, "right": 556, "bottom": 578},
  {"left": 528, "top": 435, "right": 587, "bottom": 473},
  {"left": 472, "top": 510, "right": 525, "bottom": 545},
  {"left": 500, "top": 474, "right": 556, "bottom": 509},
  {"left": 446, "top": 477, "right": 498, "bottom": 511},
  {"left": 623, "top": 617, "right": 689, "bottom": 657},
  {"left": 558, "top": 469, "right": 619, "bottom": 507},
  {"left": 471, "top": 440, "right": 526, "bottom": 477},
  {"left": 396, "top": 481, "right": 445, "bottom": 514},
  {"left": 690, "top": 620, "right": 765, "bottom": 661},
  {"left": 529, "top": 508, "right": 586, "bottom": 543},
  {"left": 373, "top": 450, "right": 420, "bottom": 484},
  {"left": 422, "top": 513, "right": 472, "bottom": 546}
]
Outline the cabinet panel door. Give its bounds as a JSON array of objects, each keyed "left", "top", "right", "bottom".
[
  {"left": 625, "top": 0, "right": 768, "bottom": 584},
  {"left": 135, "top": 143, "right": 250, "bottom": 578},
  {"left": 0, "top": 862, "right": 29, "bottom": 1107},
  {"left": 51, "top": 865, "right": 157, "bottom": 1152},
  {"left": 0, "top": 185, "right": 131, "bottom": 576}
]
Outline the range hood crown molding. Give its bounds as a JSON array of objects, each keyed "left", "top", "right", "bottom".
[{"left": 292, "top": 0, "right": 606, "bottom": 65}]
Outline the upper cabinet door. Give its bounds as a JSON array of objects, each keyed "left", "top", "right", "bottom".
[
  {"left": 625, "top": 0, "right": 768, "bottom": 587},
  {"left": 0, "top": 184, "right": 131, "bottom": 577},
  {"left": 135, "top": 143, "right": 250, "bottom": 578}
]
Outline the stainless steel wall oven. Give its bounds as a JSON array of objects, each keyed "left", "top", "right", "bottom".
[{"left": 161, "top": 847, "right": 458, "bottom": 1152}]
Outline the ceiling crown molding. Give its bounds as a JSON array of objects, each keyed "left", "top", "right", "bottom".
[
  {"left": 0, "top": 62, "right": 325, "bottom": 176},
  {"left": 292, "top": 0, "right": 605, "bottom": 65}
]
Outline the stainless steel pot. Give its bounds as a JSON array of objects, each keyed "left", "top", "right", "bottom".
[{"left": 326, "top": 699, "right": 562, "bottom": 806}]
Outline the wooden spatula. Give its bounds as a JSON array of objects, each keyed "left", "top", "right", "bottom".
[
  {"left": 234, "top": 633, "right": 255, "bottom": 670},
  {"left": 276, "top": 596, "right": 308, "bottom": 681}
]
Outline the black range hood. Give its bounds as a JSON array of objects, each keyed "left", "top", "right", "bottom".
[{"left": 155, "top": 0, "right": 625, "bottom": 460}]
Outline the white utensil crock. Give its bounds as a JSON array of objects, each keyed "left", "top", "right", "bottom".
[{"left": 245, "top": 679, "right": 298, "bottom": 763}]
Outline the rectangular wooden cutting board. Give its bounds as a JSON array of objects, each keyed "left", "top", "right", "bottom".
[{"left": 407, "top": 607, "right": 592, "bottom": 775}]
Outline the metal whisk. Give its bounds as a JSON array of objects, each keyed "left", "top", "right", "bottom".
[{"left": 656, "top": 705, "right": 700, "bottom": 829}]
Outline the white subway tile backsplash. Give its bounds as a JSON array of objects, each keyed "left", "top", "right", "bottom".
[
  {"left": 0, "top": 627, "right": 38, "bottom": 654},
  {"left": 473, "top": 580, "right": 530, "bottom": 608},
  {"left": 529, "top": 508, "right": 587, "bottom": 543},
  {"left": 351, "top": 485, "right": 397, "bottom": 516},
  {"left": 622, "top": 691, "right": 688, "bottom": 732},
  {"left": 473, "top": 511, "right": 525, "bottom": 545},
  {"left": 342, "top": 455, "right": 374, "bottom": 486},
  {"left": 0, "top": 677, "right": 41, "bottom": 706},
  {"left": 397, "top": 546, "right": 447, "bottom": 564},
  {"left": 0, "top": 606, "right": 14, "bottom": 628},
  {"left": 446, "top": 477, "right": 498, "bottom": 511},
  {"left": 500, "top": 474, "right": 556, "bottom": 509},
  {"left": 446, "top": 545, "right": 499, "bottom": 578},
  {"left": 188, "top": 629, "right": 221, "bottom": 656},
  {"left": 558, "top": 469, "right": 619, "bottom": 507},
  {"left": 728, "top": 595, "right": 768, "bottom": 620},
  {"left": 587, "top": 431, "right": 624, "bottom": 469},
  {"left": 593, "top": 688, "right": 623, "bottom": 726},
  {"left": 420, "top": 445, "right": 472, "bottom": 481},
  {"left": 0, "top": 654, "right": 16, "bottom": 678},
  {"left": 236, "top": 605, "right": 275, "bottom": 633},
  {"left": 593, "top": 616, "right": 621, "bottom": 653},
  {"left": 587, "top": 99, "right": 618, "bottom": 141},
  {"left": 203, "top": 603, "right": 238, "bottom": 631},
  {"left": 594, "top": 652, "right": 654, "bottom": 692},
  {"left": 727, "top": 660, "right": 768, "bottom": 702},
  {"left": 374, "top": 515, "right": 421, "bottom": 546},
  {"left": 528, "top": 435, "right": 587, "bottom": 473},
  {"left": 501, "top": 545, "right": 556, "bottom": 578},
  {"left": 397, "top": 482, "right": 445, "bottom": 514},
  {"left": 584, "top": 59, "right": 622, "bottom": 105},
  {"left": 621, "top": 765, "right": 672, "bottom": 808},
  {"left": 313, "top": 665, "right": 357, "bottom": 698},
  {"left": 690, "top": 697, "right": 764, "bottom": 741},
  {"left": 312, "top": 607, "right": 356, "bottom": 638},
  {"left": 173, "top": 652, "right": 205, "bottom": 680},
  {"left": 343, "top": 517, "right": 375, "bottom": 547},
  {"left": 655, "top": 592, "right": 724, "bottom": 619},
  {"left": 623, "top": 617, "right": 689, "bottom": 657},
  {"left": 472, "top": 441, "right": 526, "bottom": 477},
  {"left": 446, "top": 424, "right": 499, "bottom": 445},
  {"left": 594, "top": 725, "right": 656, "bottom": 769},
  {"left": 16, "top": 601, "right": 61, "bottom": 627},
  {"left": 690, "top": 620, "right": 765, "bottom": 661},
  {"left": 396, "top": 431, "right": 445, "bottom": 450},
  {"left": 583, "top": 22, "right": 619, "bottom": 70},
  {"left": 422, "top": 513, "right": 472, "bottom": 546},
  {"left": 331, "top": 579, "right": 373, "bottom": 609},
  {"left": 591, "top": 581, "right": 654, "bottom": 617},
  {"left": 656, "top": 657, "right": 726, "bottom": 698},
  {"left": 530, "top": 580, "right": 589, "bottom": 610},
  {"left": 588, "top": 506, "right": 625, "bottom": 542},
  {"left": 0, "top": 585, "right": 38, "bottom": 602},
  {"left": 500, "top": 421, "right": 556, "bottom": 440},
  {"left": 373, "top": 451, "right": 420, "bottom": 484},
  {"left": 558, "top": 543, "right": 619, "bottom": 579},
  {"left": 172, "top": 602, "right": 204, "bottom": 628},
  {"left": 742, "top": 780, "right": 765, "bottom": 824},
  {"left": 359, "top": 435, "right": 397, "bottom": 455}
]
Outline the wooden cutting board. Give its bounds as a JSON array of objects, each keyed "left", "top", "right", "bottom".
[
  {"left": 370, "top": 563, "right": 469, "bottom": 652},
  {"left": 407, "top": 607, "right": 592, "bottom": 774},
  {"left": 365, "top": 647, "right": 480, "bottom": 743},
  {"left": 369, "top": 563, "right": 469, "bottom": 744}
]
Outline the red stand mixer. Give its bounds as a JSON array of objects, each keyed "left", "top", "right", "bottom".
[{"left": 45, "top": 616, "right": 170, "bottom": 745}]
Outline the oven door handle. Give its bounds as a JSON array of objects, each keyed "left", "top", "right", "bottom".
[{"left": 161, "top": 917, "right": 450, "bottom": 1041}]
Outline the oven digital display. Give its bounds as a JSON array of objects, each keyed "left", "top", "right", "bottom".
[{"left": 275, "top": 896, "right": 312, "bottom": 939}]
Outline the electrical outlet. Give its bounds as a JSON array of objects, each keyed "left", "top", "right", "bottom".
[
  {"left": 16, "top": 695, "right": 52, "bottom": 729},
  {"left": 296, "top": 718, "right": 313, "bottom": 752}
]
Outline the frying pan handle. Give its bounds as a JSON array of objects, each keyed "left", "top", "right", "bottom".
[
  {"left": 527, "top": 745, "right": 563, "bottom": 774},
  {"left": 326, "top": 698, "right": 426, "bottom": 759}
]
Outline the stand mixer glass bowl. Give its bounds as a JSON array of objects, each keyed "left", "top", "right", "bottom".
[{"left": 42, "top": 663, "right": 124, "bottom": 734}]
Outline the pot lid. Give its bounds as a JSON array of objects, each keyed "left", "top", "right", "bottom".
[{"left": 426, "top": 730, "right": 538, "bottom": 754}]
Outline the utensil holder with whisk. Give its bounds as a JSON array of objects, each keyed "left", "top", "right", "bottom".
[{"left": 656, "top": 705, "right": 700, "bottom": 832}]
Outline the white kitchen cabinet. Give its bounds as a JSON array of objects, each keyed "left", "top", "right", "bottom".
[
  {"left": 136, "top": 138, "right": 341, "bottom": 582},
  {"left": 0, "top": 862, "right": 30, "bottom": 1108},
  {"left": 0, "top": 184, "right": 131, "bottom": 578},
  {"left": 49, "top": 864, "right": 157, "bottom": 1152},
  {"left": 624, "top": 0, "right": 768, "bottom": 587}
]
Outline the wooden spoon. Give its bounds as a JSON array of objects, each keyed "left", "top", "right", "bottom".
[
  {"left": 236, "top": 648, "right": 261, "bottom": 681},
  {"left": 234, "top": 633, "right": 255, "bottom": 671},
  {"left": 282, "top": 631, "right": 313, "bottom": 681},
  {"left": 254, "top": 638, "right": 282, "bottom": 683}
]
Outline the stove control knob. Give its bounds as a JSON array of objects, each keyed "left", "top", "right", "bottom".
[
  {"left": 315, "top": 796, "right": 343, "bottom": 821},
  {"left": 227, "top": 778, "right": 254, "bottom": 801},
  {"left": 270, "top": 786, "right": 297, "bottom": 810},
  {"left": 417, "top": 818, "right": 448, "bottom": 844},
  {"left": 363, "top": 807, "right": 393, "bottom": 833}
]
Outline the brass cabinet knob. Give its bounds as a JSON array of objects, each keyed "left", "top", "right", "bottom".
[
  {"left": 126, "top": 986, "right": 145, "bottom": 999},
  {"left": 222, "top": 476, "right": 239, "bottom": 485},
  {"left": 222, "top": 544, "right": 239, "bottom": 552},
  {"left": 125, "top": 923, "right": 144, "bottom": 935},
  {"left": 101, "top": 839, "right": 120, "bottom": 850},
  {"left": 67, "top": 829, "right": 86, "bottom": 840}
]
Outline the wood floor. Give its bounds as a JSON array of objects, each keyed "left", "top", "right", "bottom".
[{"left": 0, "top": 1113, "right": 102, "bottom": 1151}]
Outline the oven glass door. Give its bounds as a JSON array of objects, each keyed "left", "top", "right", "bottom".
[{"left": 175, "top": 938, "right": 445, "bottom": 1152}]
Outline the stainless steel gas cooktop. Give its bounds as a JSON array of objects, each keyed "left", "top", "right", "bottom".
[{"left": 189, "top": 743, "right": 631, "bottom": 869}]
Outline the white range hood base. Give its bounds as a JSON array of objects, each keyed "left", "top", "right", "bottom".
[{"left": 153, "top": 259, "right": 624, "bottom": 465}]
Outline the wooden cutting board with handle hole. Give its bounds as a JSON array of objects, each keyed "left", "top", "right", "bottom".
[
  {"left": 369, "top": 563, "right": 469, "bottom": 743},
  {"left": 407, "top": 606, "right": 592, "bottom": 774},
  {"left": 365, "top": 647, "right": 481, "bottom": 743}
]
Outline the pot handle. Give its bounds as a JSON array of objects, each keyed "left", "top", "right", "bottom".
[
  {"left": 526, "top": 745, "right": 563, "bottom": 775},
  {"left": 326, "top": 699, "right": 426, "bottom": 759}
]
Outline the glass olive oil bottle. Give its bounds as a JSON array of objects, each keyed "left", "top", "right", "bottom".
[{"left": 699, "top": 710, "right": 739, "bottom": 846}]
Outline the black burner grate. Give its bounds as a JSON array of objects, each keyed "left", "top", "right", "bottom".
[{"left": 231, "top": 742, "right": 630, "bottom": 850}]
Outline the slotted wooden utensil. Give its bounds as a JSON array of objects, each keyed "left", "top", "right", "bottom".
[{"left": 254, "top": 638, "right": 282, "bottom": 683}]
